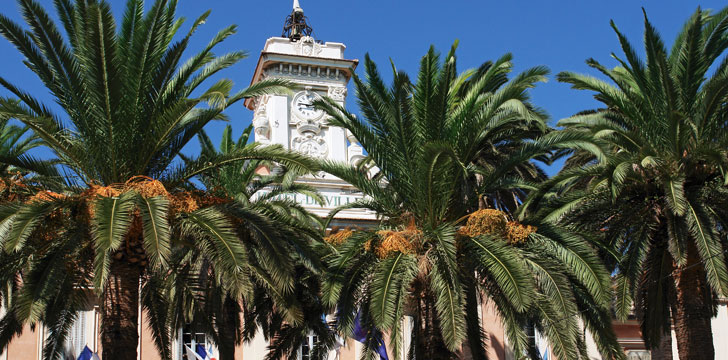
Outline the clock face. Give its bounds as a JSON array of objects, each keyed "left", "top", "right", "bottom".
[{"left": 293, "top": 91, "right": 323, "bottom": 120}]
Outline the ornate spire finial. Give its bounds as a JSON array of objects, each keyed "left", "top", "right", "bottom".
[{"left": 282, "top": 0, "right": 313, "bottom": 41}]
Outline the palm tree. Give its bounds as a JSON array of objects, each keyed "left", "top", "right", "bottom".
[
  {"left": 315, "top": 44, "right": 623, "bottom": 360},
  {"left": 0, "top": 112, "right": 58, "bottom": 197},
  {"left": 530, "top": 7, "right": 728, "bottom": 360},
  {"left": 162, "top": 125, "right": 331, "bottom": 360},
  {"left": 0, "top": 115, "right": 43, "bottom": 176},
  {"left": 0, "top": 1, "right": 316, "bottom": 359}
]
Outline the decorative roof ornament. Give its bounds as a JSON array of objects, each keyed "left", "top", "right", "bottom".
[{"left": 282, "top": 0, "right": 313, "bottom": 41}]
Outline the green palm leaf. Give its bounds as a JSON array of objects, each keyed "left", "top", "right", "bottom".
[
  {"left": 369, "top": 253, "right": 417, "bottom": 331},
  {"left": 182, "top": 208, "right": 249, "bottom": 293},
  {"left": 685, "top": 201, "right": 728, "bottom": 296},
  {"left": 91, "top": 192, "right": 135, "bottom": 290},
  {"left": 136, "top": 194, "right": 171, "bottom": 269},
  {"left": 467, "top": 235, "right": 534, "bottom": 311}
]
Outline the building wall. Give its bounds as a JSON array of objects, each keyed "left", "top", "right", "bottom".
[
  {"left": 139, "top": 310, "right": 161, "bottom": 360},
  {"left": 241, "top": 326, "right": 269, "bottom": 360},
  {"left": 482, "top": 300, "right": 507, "bottom": 360},
  {"left": 4, "top": 324, "right": 42, "bottom": 360},
  {"left": 587, "top": 302, "right": 728, "bottom": 360},
  {"left": 3, "top": 286, "right": 726, "bottom": 359},
  {"left": 710, "top": 301, "right": 728, "bottom": 359}
]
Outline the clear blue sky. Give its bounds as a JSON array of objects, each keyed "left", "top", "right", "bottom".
[{"left": 0, "top": 0, "right": 725, "bottom": 176}]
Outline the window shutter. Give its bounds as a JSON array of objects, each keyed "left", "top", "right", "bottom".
[{"left": 67, "top": 311, "right": 88, "bottom": 356}]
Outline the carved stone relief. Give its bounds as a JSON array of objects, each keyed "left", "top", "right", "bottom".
[
  {"left": 295, "top": 36, "right": 322, "bottom": 57},
  {"left": 327, "top": 86, "right": 347, "bottom": 101},
  {"left": 346, "top": 129, "right": 365, "bottom": 165},
  {"left": 253, "top": 95, "right": 271, "bottom": 143},
  {"left": 292, "top": 132, "right": 328, "bottom": 158}
]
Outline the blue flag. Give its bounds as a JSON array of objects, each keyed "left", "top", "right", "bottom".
[
  {"left": 351, "top": 310, "right": 389, "bottom": 360},
  {"left": 196, "top": 344, "right": 208, "bottom": 359},
  {"left": 77, "top": 346, "right": 93, "bottom": 360}
]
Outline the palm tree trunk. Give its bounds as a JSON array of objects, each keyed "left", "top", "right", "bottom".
[
  {"left": 217, "top": 296, "right": 240, "bottom": 360},
  {"left": 649, "top": 330, "right": 673, "bottom": 360},
  {"left": 101, "top": 258, "right": 141, "bottom": 360},
  {"left": 415, "top": 290, "right": 456, "bottom": 360},
  {"left": 672, "top": 243, "right": 714, "bottom": 360}
]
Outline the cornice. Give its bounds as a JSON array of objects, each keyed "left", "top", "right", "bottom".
[{"left": 245, "top": 51, "right": 358, "bottom": 109}]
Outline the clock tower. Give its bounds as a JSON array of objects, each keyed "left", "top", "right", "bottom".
[{"left": 245, "top": 1, "right": 375, "bottom": 223}]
